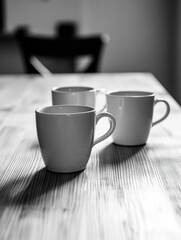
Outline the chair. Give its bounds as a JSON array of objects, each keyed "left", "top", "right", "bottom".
[
  {"left": 55, "top": 21, "right": 78, "bottom": 38},
  {"left": 17, "top": 33, "right": 109, "bottom": 75},
  {"left": 0, "top": 34, "right": 25, "bottom": 74}
]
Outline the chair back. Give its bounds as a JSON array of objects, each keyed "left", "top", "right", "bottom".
[
  {"left": 0, "top": 35, "right": 25, "bottom": 74},
  {"left": 18, "top": 34, "right": 109, "bottom": 74}
]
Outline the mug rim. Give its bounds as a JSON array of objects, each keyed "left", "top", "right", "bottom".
[
  {"left": 52, "top": 86, "right": 95, "bottom": 93},
  {"left": 106, "top": 90, "right": 155, "bottom": 98},
  {"left": 36, "top": 104, "right": 95, "bottom": 115}
]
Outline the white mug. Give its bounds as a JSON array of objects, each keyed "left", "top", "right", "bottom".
[
  {"left": 106, "top": 91, "right": 170, "bottom": 146},
  {"left": 35, "top": 105, "right": 116, "bottom": 173},
  {"left": 52, "top": 86, "right": 106, "bottom": 113}
]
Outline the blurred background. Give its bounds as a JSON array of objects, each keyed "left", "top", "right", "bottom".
[{"left": 1, "top": 0, "right": 181, "bottom": 104}]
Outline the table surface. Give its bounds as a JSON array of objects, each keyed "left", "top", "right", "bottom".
[{"left": 0, "top": 73, "right": 181, "bottom": 240}]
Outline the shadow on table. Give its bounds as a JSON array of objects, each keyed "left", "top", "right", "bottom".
[
  {"left": 0, "top": 167, "right": 82, "bottom": 208},
  {"left": 99, "top": 142, "right": 145, "bottom": 167}
]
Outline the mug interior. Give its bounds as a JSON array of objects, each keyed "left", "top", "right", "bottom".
[
  {"left": 52, "top": 86, "right": 94, "bottom": 92},
  {"left": 36, "top": 105, "right": 95, "bottom": 115},
  {"left": 107, "top": 91, "right": 155, "bottom": 97}
]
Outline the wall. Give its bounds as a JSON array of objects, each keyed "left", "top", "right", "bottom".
[
  {"left": 82, "top": 0, "right": 172, "bottom": 92},
  {"left": 5, "top": 0, "right": 174, "bottom": 96},
  {"left": 6, "top": 0, "right": 83, "bottom": 35}
]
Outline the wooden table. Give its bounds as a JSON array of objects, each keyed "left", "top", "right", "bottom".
[{"left": 0, "top": 73, "right": 181, "bottom": 240}]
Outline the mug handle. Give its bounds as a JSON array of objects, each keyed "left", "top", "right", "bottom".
[
  {"left": 152, "top": 99, "right": 170, "bottom": 127},
  {"left": 93, "top": 112, "right": 116, "bottom": 146},
  {"left": 96, "top": 88, "right": 106, "bottom": 113}
]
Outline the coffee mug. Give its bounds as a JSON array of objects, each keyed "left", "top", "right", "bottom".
[
  {"left": 35, "top": 105, "right": 116, "bottom": 173},
  {"left": 106, "top": 91, "right": 170, "bottom": 146},
  {"left": 52, "top": 86, "right": 106, "bottom": 113}
]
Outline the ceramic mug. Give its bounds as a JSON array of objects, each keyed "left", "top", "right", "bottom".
[
  {"left": 52, "top": 86, "right": 106, "bottom": 113},
  {"left": 106, "top": 91, "right": 170, "bottom": 146},
  {"left": 35, "top": 105, "right": 116, "bottom": 173}
]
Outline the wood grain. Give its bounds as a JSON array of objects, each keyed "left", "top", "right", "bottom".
[{"left": 0, "top": 73, "right": 181, "bottom": 240}]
